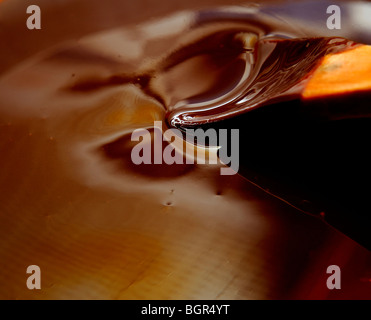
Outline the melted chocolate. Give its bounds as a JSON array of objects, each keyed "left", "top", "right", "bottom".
[
  {"left": 166, "top": 37, "right": 356, "bottom": 126},
  {"left": 0, "top": 2, "right": 371, "bottom": 300}
]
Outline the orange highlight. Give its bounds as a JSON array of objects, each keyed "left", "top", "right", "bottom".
[{"left": 303, "top": 45, "right": 371, "bottom": 99}]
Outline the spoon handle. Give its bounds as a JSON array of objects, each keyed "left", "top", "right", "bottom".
[{"left": 303, "top": 45, "right": 371, "bottom": 100}]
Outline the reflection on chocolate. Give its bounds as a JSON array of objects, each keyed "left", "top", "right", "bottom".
[
  {"left": 0, "top": 2, "right": 371, "bottom": 300},
  {"left": 167, "top": 37, "right": 356, "bottom": 126}
]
